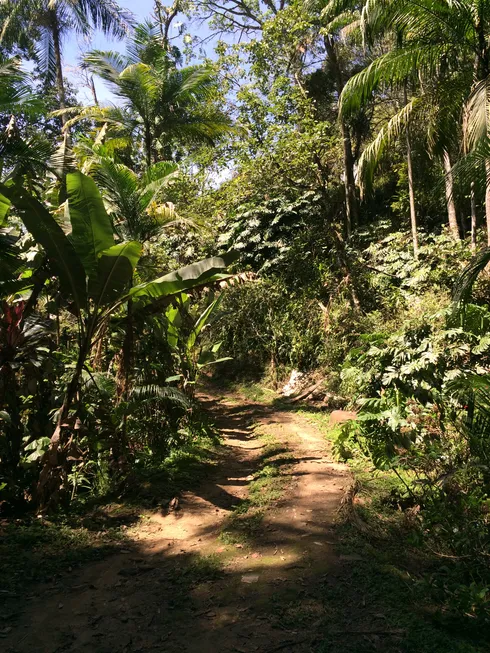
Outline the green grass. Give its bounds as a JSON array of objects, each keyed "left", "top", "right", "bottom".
[
  {"left": 180, "top": 553, "right": 224, "bottom": 583},
  {"left": 219, "top": 430, "right": 293, "bottom": 546},
  {"left": 219, "top": 511, "right": 265, "bottom": 545},
  {"left": 1, "top": 431, "right": 222, "bottom": 596},
  {"left": 0, "top": 518, "right": 128, "bottom": 593},
  {"left": 235, "top": 382, "right": 276, "bottom": 403},
  {"left": 317, "top": 551, "right": 487, "bottom": 652},
  {"left": 295, "top": 407, "right": 488, "bottom": 652}
]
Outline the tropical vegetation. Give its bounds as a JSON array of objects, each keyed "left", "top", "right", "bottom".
[{"left": 1, "top": 0, "right": 490, "bottom": 646}]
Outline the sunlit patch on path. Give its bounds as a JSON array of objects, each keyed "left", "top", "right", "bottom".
[{"left": 3, "top": 389, "right": 350, "bottom": 653}]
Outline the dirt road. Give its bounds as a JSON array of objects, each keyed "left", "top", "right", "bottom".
[{"left": 4, "top": 391, "right": 350, "bottom": 653}]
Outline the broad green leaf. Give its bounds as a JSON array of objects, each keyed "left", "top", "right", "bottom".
[
  {"left": 66, "top": 171, "right": 114, "bottom": 280},
  {"left": 0, "top": 192, "right": 10, "bottom": 226},
  {"left": 197, "top": 353, "right": 232, "bottom": 368},
  {"left": 187, "top": 296, "right": 222, "bottom": 353},
  {"left": 89, "top": 241, "right": 142, "bottom": 306},
  {"left": 0, "top": 277, "right": 35, "bottom": 299},
  {"left": 165, "top": 374, "right": 183, "bottom": 383},
  {"left": 165, "top": 305, "right": 181, "bottom": 349},
  {"left": 130, "top": 253, "right": 237, "bottom": 308},
  {"left": 0, "top": 183, "right": 87, "bottom": 312}
]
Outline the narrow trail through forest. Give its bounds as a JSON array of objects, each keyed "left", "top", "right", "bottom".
[{"left": 5, "top": 390, "right": 354, "bottom": 653}]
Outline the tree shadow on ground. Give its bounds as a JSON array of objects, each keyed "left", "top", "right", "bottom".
[{"left": 2, "top": 392, "right": 487, "bottom": 653}]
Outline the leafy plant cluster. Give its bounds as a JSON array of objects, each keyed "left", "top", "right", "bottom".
[
  {"left": 0, "top": 14, "right": 237, "bottom": 511},
  {"left": 337, "top": 298, "right": 490, "bottom": 620}
]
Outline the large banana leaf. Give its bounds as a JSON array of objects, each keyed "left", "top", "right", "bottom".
[
  {"left": 0, "top": 183, "right": 87, "bottom": 312},
  {"left": 66, "top": 171, "right": 114, "bottom": 280},
  {"left": 129, "top": 253, "right": 237, "bottom": 309},
  {"left": 187, "top": 295, "right": 222, "bottom": 353},
  {"left": 89, "top": 241, "right": 142, "bottom": 306},
  {"left": 0, "top": 192, "right": 10, "bottom": 225},
  {"left": 165, "top": 305, "right": 182, "bottom": 349}
]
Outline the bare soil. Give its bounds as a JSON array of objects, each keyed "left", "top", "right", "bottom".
[{"left": 3, "top": 390, "right": 351, "bottom": 653}]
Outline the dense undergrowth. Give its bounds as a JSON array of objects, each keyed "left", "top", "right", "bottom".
[
  {"left": 213, "top": 228, "right": 490, "bottom": 629},
  {"left": 0, "top": 426, "right": 220, "bottom": 594}
]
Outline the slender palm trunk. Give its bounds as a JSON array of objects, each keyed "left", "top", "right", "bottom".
[
  {"left": 471, "top": 181, "right": 477, "bottom": 251},
  {"left": 324, "top": 36, "right": 358, "bottom": 238},
  {"left": 51, "top": 12, "right": 67, "bottom": 126},
  {"left": 406, "top": 125, "right": 419, "bottom": 256},
  {"left": 90, "top": 76, "right": 99, "bottom": 106},
  {"left": 476, "top": 24, "right": 490, "bottom": 245},
  {"left": 403, "top": 86, "right": 418, "bottom": 256},
  {"left": 144, "top": 125, "right": 153, "bottom": 168},
  {"left": 442, "top": 150, "right": 460, "bottom": 240},
  {"left": 485, "top": 160, "right": 490, "bottom": 246}
]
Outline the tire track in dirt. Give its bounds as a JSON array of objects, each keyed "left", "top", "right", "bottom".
[{"left": 3, "top": 390, "right": 350, "bottom": 653}]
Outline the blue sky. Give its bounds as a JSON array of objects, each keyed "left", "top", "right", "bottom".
[{"left": 62, "top": 0, "right": 213, "bottom": 104}]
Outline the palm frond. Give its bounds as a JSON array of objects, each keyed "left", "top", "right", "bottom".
[
  {"left": 83, "top": 50, "right": 130, "bottom": 81},
  {"left": 139, "top": 162, "right": 179, "bottom": 211},
  {"left": 71, "top": 0, "right": 134, "bottom": 38},
  {"left": 173, "top": 66, "right": 216, "bottom": 101},
  {"left": 452, "top": 247, "right": 490, "bottom": 309},
  {"left": 37, "top": 27, "right": 56, "bottom": 84},
  {"left": 0, "top": 56, "right": 40, "bottom": 114},
  {"left": 126, "top": 19, "right": 162, "bottom": 65},
  {"left": 49, "top": 133, "right": 77, "bottom": 179},
  {"left": 81, "top": 369, "right": 116, "bottom": 397},
  {"left": 321, "top": 10, "right": 359, "bottom": 34},
  {"left": 129, "top": 384, "right": 191, "bottom": 408},
  {"left": 341, "top": 45, "right": 446, "bottom": 115},
  {"left": 0, "top": 131, "right": 53, "bottom": 183},
  {"left": 51, "top": 104, "right": 134, "bottom": 133},
  {"left": 358, "top": 97, "right": 419, "bottom": 195},
  {"left": 463, "top": 76, "right": 490, "bottom": 154},
  {"left": 0, "top": 231, "right": 25, "bottom": 283}
]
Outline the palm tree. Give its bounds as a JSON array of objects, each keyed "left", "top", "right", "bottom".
[
  {"left": 78, "top": 139, "right": 180, "bottom": 241},
  {"left": 0, "top": 55, "right": 54, "bottom": 184},
  {"left": 75, "top": 136, "right": 191, "bottom": 443},
  {"left": 75, "top": 21, "right": 236, "bottom": 167},
  {"left": 306, "top": 0, "right": 361, "bottom": 238},
  {"left": 0, "top": 0, "right": 132, "bottom": 121},
  {"left": 340, "top": 0, "right": 490, "bottom": 245}
]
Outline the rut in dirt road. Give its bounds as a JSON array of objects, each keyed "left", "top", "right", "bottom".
[{"left": 3, "top": 392, "right": 350, "bottom": 653}]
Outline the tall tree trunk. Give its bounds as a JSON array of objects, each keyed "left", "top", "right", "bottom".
[
  {"left": 485, "top": 160, "right": 490, "bottom": 246},
  {"left": 442, "top": 150, "right": 460, "bottom": 240},
  {"left": 51, "top": 12, "right": 67, "bottom": 126},
  {"left": 90, "top": 76, "right": 99, "bottom": 106},
  {"left": 116, "top": 295, "right": 133, "bottom": 466},
  {"left": 471, "top": 181, "right": 477, "bottom": 251},
  {"left": 36, "top": 336, "right": 90, "bottom": 509},
  {"left": 340, "top": 120, "right": 358, "bottom": 240},
  {"left": 144, "top": 125, "right": 153, "bottom": 168},
  {"left": 404, "top": 86, "right": 418, "bottom": 256},
  {"left": 324, "top": 36, "right": 358, "bottom": 238},
  {"left": 406, "top": 124, "right": 419, "bottom": 256}
]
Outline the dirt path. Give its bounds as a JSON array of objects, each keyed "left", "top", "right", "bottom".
[{"left": 4, "top": 391, "right": 350, "bottom": 653}]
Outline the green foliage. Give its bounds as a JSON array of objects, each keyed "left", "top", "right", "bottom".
[
  {"left": 214, "top": 279, "right": 328, "bottom": 377},
  {"left": 1, "top": 0, "right": 490, "bottom": 634},
  {"left": 0, "top": 171, "right": 235, "bottom": 508}
]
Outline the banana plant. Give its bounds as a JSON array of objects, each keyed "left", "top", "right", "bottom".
[
  {"left": 0, "top": 171, "right": 235, "bottom": 507},
  {"left": 165, "top": 292, "right": 231, "bottom": 393}
]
